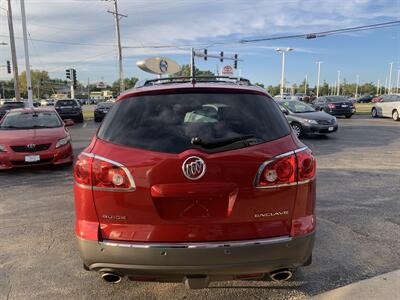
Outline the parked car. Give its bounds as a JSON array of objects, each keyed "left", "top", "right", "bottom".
[
  {"left": 94, "top": 101, "right": 113, "bottom": 122},
  {"left": 47, "top": 99, "right": 55, "bottom": 106},
  {"left": 0, "top": 107, "right": 73, "bottom": 170},
  {"left": 55, "top": 99, "right": 84, "bottom": 123},
  {"left": 312, "top": 96, "right": 355, "bottom": 118},
  {"left": 74, "top": 77, "right": 316, "bottom": 288},
  {"left": 371, "top": 94, "right": 400, "bottom": 121},
  {"left": 0, "top": 101, "right": 26, "bottom": 120},
  {"left": 357, "top": 95, "right": 375, "bottom": 103},
  {"left": 278, "top": 100, "right": 338, "bottom": 137},
  {"left": 273, "top": 93, "right": 292, "bottom": 101}
]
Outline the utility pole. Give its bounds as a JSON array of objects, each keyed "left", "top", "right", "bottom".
[
  {"left": 304, "top": 75, "right": 308, "bottom": 94},
  {"left": 377, "top": 79, "right": 380, "bottom": 95},
  {"left": 384, "top": 76, "right": 388, "bottom": 94},
  {"left": 388, "top": 62, "right": 393, "bottom": 94},
  {"left": 316, "top": 61, "right": 322, "bottom": 97},
  {"left": 87, "top": 77, "right": 90, "bottom": 103},
  {"left": 190, "top": 47, "right": 195, "bottom": 79},
  {"left": 275, "top": 48, "right": 293, "bottom": 98},
  {"left": 355, "top": 74, "right": 359, "bottom": 98},
  {"left": 107, "top": 0, "right": 126, "bottom": 94},
  {"left": 20, "top": 0, "right": 33, "bottom": 107},
  {"left": 336, "top": 70, "right": 341, "bottom": 96},
  {"left": 7, "top": 0, "right": 21, "bottom": 100}
]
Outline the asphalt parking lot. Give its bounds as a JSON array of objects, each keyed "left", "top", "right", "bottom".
[{"left": 0, "top": 115, "right": 399, "bottom": 300}]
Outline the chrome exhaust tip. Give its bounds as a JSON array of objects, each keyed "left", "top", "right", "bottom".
[
  {"left": 269, "top": 269, "right": 293, "bottom": 282},
  {"left": 101, "top": 273, "right": 122, "bottom": 284}
]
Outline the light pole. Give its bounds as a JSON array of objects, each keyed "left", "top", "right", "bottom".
[
  {"left": 377, "top": 79, "right": 380, "bottom": 95},
  {"left": 388, "top": 62, "right": 393, "bottom": 94},
  {"left": 20, "top": 0, "right": 33, "bottom": 107},
  {"left": 304, "top": 75, "right": 308, "bottom": 94},
  {"left": 355, "top": 74, "right": 359, "bottom": 98},
  {"left": 275, "top": 48, "right": 293, "bottom": 98},
  {"left": 396, "top": 70, "right": 400, "bottom": 93},
  {"left": 316, "top": 61, "right": 322, "bottom": 97},
  {"left": 336, "top": 70, "right": 341, "bottom": 96}
]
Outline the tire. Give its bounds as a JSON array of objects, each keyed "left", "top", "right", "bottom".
[
  {"left": 345, "top": 114, "right": 352, "bottom": 119},
  {"left": 76, "top": 114, "right": 84, "bottom": 123},
  {"left": 392, "top": 110, "right": 400, "bottom": 121},
  {"left": 94, "top": 117, "right": 101, "bottom": 123},
  {"left": 371, "top": 108, "right": 378, "bottom": 118},
  {"left": 291, "top": 122, "right": 302, "bottom": 137}
]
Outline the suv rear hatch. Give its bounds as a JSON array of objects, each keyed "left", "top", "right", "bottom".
[{"left": 79, "top": 91, "right": 307, "bottom": 242}]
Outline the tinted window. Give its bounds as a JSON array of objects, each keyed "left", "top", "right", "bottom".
[
  {"left": 56, "top": 100, "right": 79, "bottom": 107},
  {"left": 0, "top": 111, "right": 62, "bottom": 129},
  {"left": 3, "top": 102, "right": 25, "bottom": 109},
  {"left": 98, "top": 93, "right": 290, "bottom": 154},
  {"left": 326, "top": 96, "right": 347, "bottom": 102}
]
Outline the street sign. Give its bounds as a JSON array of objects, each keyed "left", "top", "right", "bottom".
[
  {"left": 221, "top": 65, "right": 234, "bottom": 75},
  {"left": 136, "top": 57, "right": 181, "bottom": 75},
  {"left": 96, "top": 81, "right": 106, "bottom": 89}
]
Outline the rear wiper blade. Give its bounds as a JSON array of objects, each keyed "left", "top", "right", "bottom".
[{"left": 191, "top": 134, "right": 256, "bottom": 149}]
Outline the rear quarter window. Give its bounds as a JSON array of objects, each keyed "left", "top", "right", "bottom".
[{"left": 98, "top": 92, "right": 290, "bottom": 154}]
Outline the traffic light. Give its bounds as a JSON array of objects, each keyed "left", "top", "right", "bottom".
[
  {"left": 72, "top": 69, "right": 77, "bottom": 89},
  {"left": 6, "top": 60, "right": 11, "bottom": 74},
  {"left": 204, "top": 49, "right": 207, "bottom": 60},
  {"left": 220, "top": 51, "right": 224, "bottom": 62},
  {"left": 234, "top": 54, "right": 238, "bottom": 69},
  {"left": 66, "top": 69, "right": 71, "bottom": 79}
]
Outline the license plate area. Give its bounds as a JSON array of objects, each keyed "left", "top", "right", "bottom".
[{"left": 25, "top": 155, "right": 40, "bottom": 162}]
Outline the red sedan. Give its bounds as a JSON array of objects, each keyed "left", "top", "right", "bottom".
[{"left": 0, "top": 108, "right": 73, "bottom": 170}]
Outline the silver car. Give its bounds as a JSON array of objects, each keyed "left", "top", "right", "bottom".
[{"left": 371, "top": 94, "right": 400, "bottom": 121}]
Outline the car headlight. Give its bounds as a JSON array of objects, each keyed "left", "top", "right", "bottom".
[
  {"left": 304, "top": 119, "right": 318, "bottom": 125},
  {"left": 0, "top": 144, "right": 6, "bottom": 152},
  {"left": 55, "top": 135, "right": 71, "bottom": 149}
]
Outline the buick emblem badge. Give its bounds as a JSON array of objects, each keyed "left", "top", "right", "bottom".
[
  {"left": 27, "top": 144, "right": 36, "bottom": 149},
  {"left": 182, "top": 156, "right": 206, "bottom": 180}
]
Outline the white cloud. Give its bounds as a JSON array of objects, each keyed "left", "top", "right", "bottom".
[{"left": 0, "top": 0, "right": 398, "bottom": 81}]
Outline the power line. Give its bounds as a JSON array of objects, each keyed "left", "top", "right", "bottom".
[{"left": 0, "top": 20, "right": 398, "bottom": 50}]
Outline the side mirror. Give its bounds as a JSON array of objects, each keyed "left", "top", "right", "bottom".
[
  {"left": 282, "top": 108, "right": 289, "bottom": 115},
  {"left": 64, "top": 119, "right": 75, "bottom": 127}
]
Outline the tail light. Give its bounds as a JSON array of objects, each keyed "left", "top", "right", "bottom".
[
  {"left": 255, "top": 147, "right": 315, "bottom": 188},
  {"left": 327, "top": 103, "right": 335, "bottom": 109},
  {"left": 296, "top": 148, "right": 316, "bottom": 181},
  {"left": 74, "top": 153, "right": 135, "bottom": 190},
  {"left": 257, "top": 153, "right": 297, "bottom": 187}
]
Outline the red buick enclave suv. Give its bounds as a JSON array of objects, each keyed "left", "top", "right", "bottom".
[{"left": 74, "top": 77, "right": 316, "bottom": 288}]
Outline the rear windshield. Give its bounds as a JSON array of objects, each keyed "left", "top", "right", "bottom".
[
  {"left": 98, "top": 93, "right": 290, "bottom": 154},
  {"left": 56, "top": 100, "right": 79, "bottom": 107},
  {"left": 3, "top": 102, "right": 25, "bottom": 108},
  {"left": 326, "top": 96, "right": 348, "bottom": 102}
]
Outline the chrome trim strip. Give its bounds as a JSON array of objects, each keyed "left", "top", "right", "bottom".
[
  {"left": 99, "top": 236, "right": 292, "bottom": 249},
  {"left": 254, "top": 146, "right": 312, "bottom": 189}
]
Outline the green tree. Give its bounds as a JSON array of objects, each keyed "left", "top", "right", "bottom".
[
  {"left": 19, "top": 70, "right": 50, "bottom": 99},
  {"left": 255, "top": 82, "right": 265, "bottom": 89},
  {"left": 111, "top": 77, "right": 139, "bottom": 94},
  {"left": 174, "top": 64, "right": 214, "bottom": 77}
]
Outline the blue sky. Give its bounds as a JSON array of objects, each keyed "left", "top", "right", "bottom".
[{"left": 0, "top": 0, "right": 399, "bottom": 87}]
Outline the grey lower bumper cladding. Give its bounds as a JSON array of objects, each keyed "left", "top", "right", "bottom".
[{"left": 77, "top": 233, "right": 315, "bottom": 277}]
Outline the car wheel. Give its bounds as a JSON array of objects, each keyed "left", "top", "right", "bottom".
[
  {"left": 371, "top": 108, "right": 378, "bottom": 118},
  {"left": 291, "top": 122, "right": 302, "bottom": 137},
  {"left": 345, "top": 114, "right": 352, "bottom": 119},
  {"left": 94, "top": 117, "right": 101, "bottom": 123},
  {"left": 76, "top": 115, "right": 84, "bottom": 123},
  {"left": 392, "top": 110, "right": 400, "bottom": 121}
]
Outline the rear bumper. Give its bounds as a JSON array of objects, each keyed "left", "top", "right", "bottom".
[
  {"left": 77, "top": 232, "right": 315, "bottom": 277},
  {"left": 303, "top": 124, "right": 338, "bottom": 134}
]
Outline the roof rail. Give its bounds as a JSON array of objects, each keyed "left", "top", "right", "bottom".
[{"left": 139, "top": 76, "right": 252, "bottom": 87}]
